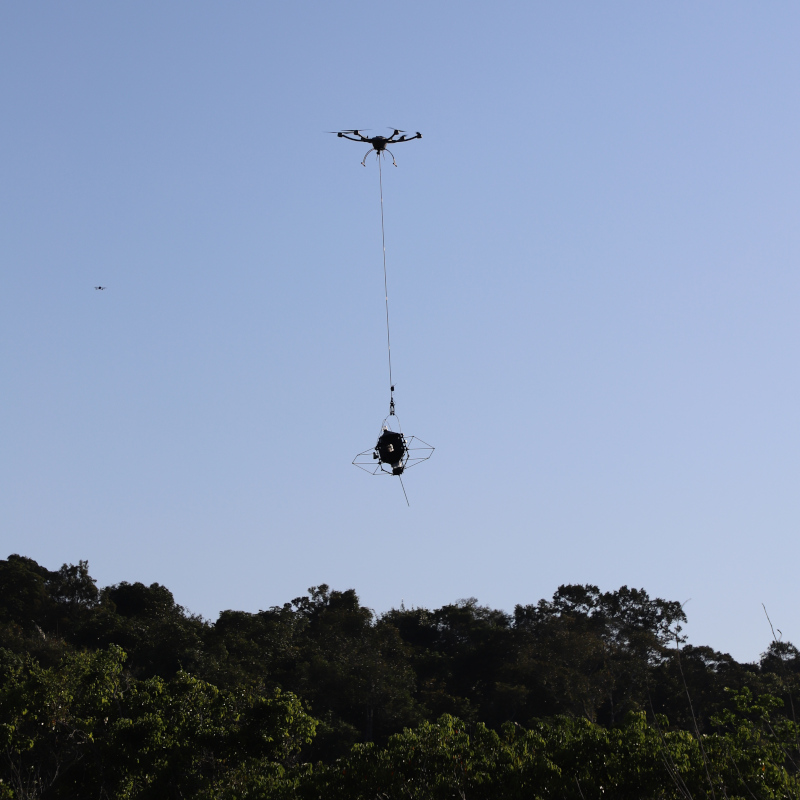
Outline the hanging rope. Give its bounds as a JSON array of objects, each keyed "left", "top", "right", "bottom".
[
  {"left": 378, "top": 155, "right": 395, "bottom": 416},
  {"left": 398, "top": 475, "right": 409, "bottom": 506}
]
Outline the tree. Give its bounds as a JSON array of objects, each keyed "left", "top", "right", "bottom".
[
  {"left": 382, "top": 598, "right": 515, "bottom": 727},
  {"left": 286, "top": 586, "right": 420, "bottom": 759},
  {"left": 0, "top": 644, "right": 318, "bottom": 799},
  {"left": 73, "top": 581, "right": 207, "bottom": 678},
  {"left": 510, "top": 584, "right": 688, "bottom": 725}
]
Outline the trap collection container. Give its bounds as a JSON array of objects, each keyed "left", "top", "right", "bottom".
[{"left": 375, "top": 430, "right": 407, "bottom": 474}]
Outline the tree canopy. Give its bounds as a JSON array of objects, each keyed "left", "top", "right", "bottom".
[{"left": 1, "top": 554, "right": 798, "bottom": 799}]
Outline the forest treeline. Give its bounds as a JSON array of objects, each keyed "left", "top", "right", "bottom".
[{"left": 1, "top": 553, "right": 799, "bottom": 798}]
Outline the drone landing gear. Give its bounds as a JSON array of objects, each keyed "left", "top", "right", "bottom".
[{"left": 361, "top": 149, "right": 398, "bottom": 167}]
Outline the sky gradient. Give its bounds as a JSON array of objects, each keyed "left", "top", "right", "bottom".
[{"left": 2, "top": 2, "right": 799, "bottom": 662}]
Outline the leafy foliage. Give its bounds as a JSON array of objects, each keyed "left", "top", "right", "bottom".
[
  {"left": 2, "top": 554, "right": 799, "bottom": 798},
  {"left": 0, "top": 645, "right": 315, "bottom": 799}
]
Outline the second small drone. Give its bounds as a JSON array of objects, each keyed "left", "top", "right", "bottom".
[{"left": 330, "top": 128, "right": 422, "bottom": 166}]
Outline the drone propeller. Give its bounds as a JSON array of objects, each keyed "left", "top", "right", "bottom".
[
  {"left": 393, "top": 129, "right": 422, "bottom": 140},
  {"left": 327, "top": 129, "right": 370, "bottom": 134}
]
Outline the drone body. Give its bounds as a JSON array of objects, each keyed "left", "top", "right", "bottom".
[
  {"left": 331, "top": 128, "right": 422, "bottom": 166},
  {"left": 94, "top": 286, "right": 106, "bottom": 290}
]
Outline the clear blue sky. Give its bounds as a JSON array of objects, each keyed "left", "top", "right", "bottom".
[{"left": 2, "top": 2, "right": 799, "bottom": 663}]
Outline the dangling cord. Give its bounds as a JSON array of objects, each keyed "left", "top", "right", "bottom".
[
  {"left": 398, "top": 475, "right": 410, "bottom": 506},
  {"left": 378, "top": 154, "right": 395, "bottom": 417}
]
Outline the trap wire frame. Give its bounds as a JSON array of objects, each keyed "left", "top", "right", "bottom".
[{"left": 352, "top": 434, "right": 435, "bottom": 476}]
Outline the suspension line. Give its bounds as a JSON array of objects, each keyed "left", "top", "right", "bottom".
[{"left": 378, "top": 155, "right": 395, "bottom": 415}]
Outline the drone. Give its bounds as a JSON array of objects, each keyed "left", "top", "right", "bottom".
[
  {"left": 94, "top": 286, "right": 106, "bottom": 290},
  {"left": 334, "top": 125, "right": 433, "bottom": 503},
  {"left": 352, "top": 395, "right": 434, "bottom": 504},
  {"left": 329, "top": 128, "right": 422, "bottom": 167}
]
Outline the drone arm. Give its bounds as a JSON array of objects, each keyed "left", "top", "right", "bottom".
[
  {"left": 339, "top": 133, "right": 369, "bottom": 142},
  {"left": 396, "top": 132, "right": 423, "bottom": 143}
]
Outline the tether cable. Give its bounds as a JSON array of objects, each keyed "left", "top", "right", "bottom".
[{"left": 378, "top": 155, "right": 394, "bottom": 414}]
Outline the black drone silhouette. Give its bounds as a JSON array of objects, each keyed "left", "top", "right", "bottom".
[
  {"left": 94, "top": 286, "right": 106, "bottom": 290},
  {"left": 329, "top": 128, "right": 422, "bottom": 166}
]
